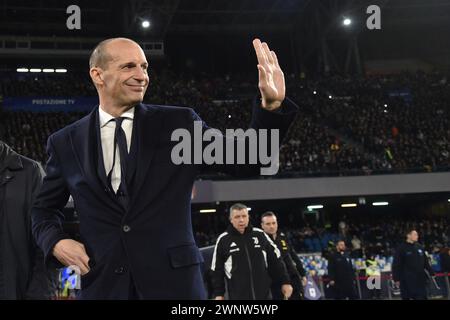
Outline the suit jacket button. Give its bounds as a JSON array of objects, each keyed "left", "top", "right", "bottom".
[
  {"left": 114, "top": 267, "right": 126, "bottom": 275},
  {"left": 123, "top": 225, "right": 131, "bottom": 233}
]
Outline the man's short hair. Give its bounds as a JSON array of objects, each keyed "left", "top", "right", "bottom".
[
  {"left": 261, "top": 211, "right": 276, "bottom": 222},
  {"left": 406, "top": 228, "right": 417, "bottom": 237},
  {"left": 89, "top": 38, "right": 116, "bottom": 69},
  {"left": 229, "top": 203, "right": 248, "bottom": 219},
  {"left": 89, "top": 37, "right": 138, "bottom": 69}
]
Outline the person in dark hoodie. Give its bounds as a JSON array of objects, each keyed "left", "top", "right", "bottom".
[
  {"left": 210, "top": 203, "right": 292, "bottom": 300},
  {"left": 0, "top": 141, "right": 53, "bottom": 299}
]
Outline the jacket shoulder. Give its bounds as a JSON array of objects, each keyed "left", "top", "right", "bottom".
[
  {"left": 141, "top": 104, "right": 201, "bottom": 128},
  {"left": 252, "top": 228, "right": 273, "bottom": 242},
  {"left": 252, "top": 227, "right": 269, "bottom": 237},
  {"left": 329, "top": 252, "right": 339, "bottom": 259},
  {"left": 47, "top": 112, "right": 91, "bottom": 143},
  {"left": 215, "top": 231, "right": 229, "bottom": 245},
  {"left": 252, "top": 227, "right": 265, "bottom": 234},
  {"left": 142, "top": 103, "right": 196, "bottom": 116},
  {"left": 19, "top": 154, "right": 42, "bottom": 173}
]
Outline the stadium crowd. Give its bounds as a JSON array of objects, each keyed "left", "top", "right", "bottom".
[{"left": 1, "top": 70, "right": 449, "bottom": 176}]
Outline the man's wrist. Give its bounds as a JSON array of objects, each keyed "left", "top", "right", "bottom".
[{"left": 261, "top": 99, "right": 282, "bottom": 111}]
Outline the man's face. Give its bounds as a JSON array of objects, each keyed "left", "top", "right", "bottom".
[
  {"left": 336, "top": 241, "right": 346, "bottom": 252},
  {"left": 95, "top": 40, "right": 149, "bottom": 106},
  {"left": 261, "top": 215, "right": 278, "bottom": 236},
  {"left": 407, "top": 230, "right": 419, "bottom": 243},
  {"left": 230, "top": 209, "right": 249, "bottom": 234}
]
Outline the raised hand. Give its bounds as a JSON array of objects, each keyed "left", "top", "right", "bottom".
[{"left": 252, "top": 38, "right": 286, "bottom": 111}]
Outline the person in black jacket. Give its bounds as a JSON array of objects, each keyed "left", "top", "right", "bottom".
[
  {"left": 0, "top": 141, "right": 54, "bottom": 299},
  {"left": 393, "top": 229, "right": 434, "bottom": 300},
  {"left": 260, "top": 211, "right": 307, "bottom": 300},
  {"left": 327, "top": 240, "right": 358, "bottom": 299},
  {"left": 210, "top": 203, "right": 293, "bottom": 300}
]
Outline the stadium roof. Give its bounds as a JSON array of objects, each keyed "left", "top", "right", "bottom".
[
  {"left": 0, "top": 0, "right": 308, "bottom": 38},
  {"left": 1, "top": 0, "right": 449, "bottom": 73},
  {"left": 1, "top": 0, "right": 449, "bottom": 39}
]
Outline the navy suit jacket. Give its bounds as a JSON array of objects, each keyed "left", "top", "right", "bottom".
[{"left": 32, "top": 98, "right": 298, "bottom": 299}]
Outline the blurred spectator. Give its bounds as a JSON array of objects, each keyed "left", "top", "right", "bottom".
[{"left": 351, "top": 235, "right": 362, "bottom": 258}]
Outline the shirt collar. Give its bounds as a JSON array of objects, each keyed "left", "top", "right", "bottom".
[{"left": 98, "top": 105, "right": 135, "bottom": 128}]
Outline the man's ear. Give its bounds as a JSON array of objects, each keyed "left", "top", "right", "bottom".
[{"left": 90, "top": 67, "right": 104, "bottom": 86}]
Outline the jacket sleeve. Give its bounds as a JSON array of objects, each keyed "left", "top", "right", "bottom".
[
  {"left": 262, "top": 232, "right": 290, "bottom": 285},
  {"left": 193, "top": 96, "right": 298, "bottom": 178},
  {"left": 392, "top": 245, "right": 403, "bottom": 282},
  {"left": 288, "top": 244, "right": 306, "bottom": 277},
  {"left": 31, "top": 135, "right": 71, "bottom": 267},
  {"left": 210, "top": 235, "right": 227, "bottom": 298},
  {"left": 26, "top": 161, "right": 57, "bottom": 299}
]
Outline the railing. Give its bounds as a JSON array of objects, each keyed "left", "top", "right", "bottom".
[{"left": 315, "top": 272, "right": 450, "bottom": 300}]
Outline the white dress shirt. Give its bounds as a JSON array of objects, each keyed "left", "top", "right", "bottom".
[{"left": 98, "top": 106, "right": 134, "bottom": 193}]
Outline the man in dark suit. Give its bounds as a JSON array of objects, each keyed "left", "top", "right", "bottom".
[{"left": 32, "top": 37, "right": 298, "bottom": 299}]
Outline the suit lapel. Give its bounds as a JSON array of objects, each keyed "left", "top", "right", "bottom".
[
  {"left": 69, "top": 107, "right": 123, "bottom": 215},
  {"left": 95, "top": 111, "right": 109, "bottom": 189},
  {"left": 128, "top": 103, "right": 163, "bottom": 214}
]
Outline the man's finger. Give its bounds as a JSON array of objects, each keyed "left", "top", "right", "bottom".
[
  {"left": 78, "top": 254, "right": 91, "bottom": 274},
  {"left": 77, "top": 259, "right": 90, "bottom": 275},
  {"left": 252, "top": 39, "right": 264, "bottom": 66},
  {"left": 260, "top": 44, "right": 269, "bottom": 66},
  {"left": 257, "top": 65, "right": 269, "bottom": 88},
  {"left": 80, "top": 253, "right": 90, "bottom": 268},
  {"left": 253, "top": 39, "right": 269, "bottom": 66},
  {"left": 271, "top": 51, "right": 281, "bottom": 69},
  {"left": 262, "top": 42, "right": 274, "bottom": 65}
]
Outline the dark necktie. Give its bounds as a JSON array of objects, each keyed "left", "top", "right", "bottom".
[{"left": 107, "top": 117, "right": 128, "bottom": 194}]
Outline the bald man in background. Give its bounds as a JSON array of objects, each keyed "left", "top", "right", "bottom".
[{"left": 32, "top": 37, "right": 298, "bottom": 299}]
